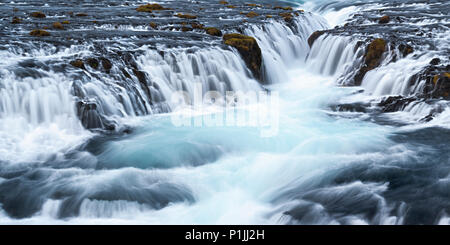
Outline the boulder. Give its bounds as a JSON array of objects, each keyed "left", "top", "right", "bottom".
[
  {"left": 354, "top": 38, "right": 386, "bottom": 85},
  {"left": 70, "top": 59, "right": 85, "bottom": 69},
  {"left": 136, "top": 4, "right": 165, "bottom": 12},
  {"left": 52, "top": 22, "right": 64, "bottom": 30}
]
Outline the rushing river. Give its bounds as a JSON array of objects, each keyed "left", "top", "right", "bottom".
[{"left": 0, "top": 0, "right": 449, "bottom": 224}]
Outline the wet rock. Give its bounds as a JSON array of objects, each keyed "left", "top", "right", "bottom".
[
  {"left": 175, "top": 13, "right": 197, "bottom": 19},
  {"left": 30, "top": 12, "right": 46, "bottom": 18},
  {"left": 61, "top": 20, "right": 70, "bottom": 24},
  {"left": 379, "top": 15, "right": 390, "bottom": 24},
  {"left": 181, "top": 26, "right": 193, "bottom": 32},
  {"left": 430, "top": 58, "right": 441, "bottom": 66},
  {"left": 223, "top": 33, "right": 262, "bottom": 81},
  {"left": 226, "top": 5, "right": 236, "bottom": 9},
  {"left": 354, "top": 38, "right": 386, "bottom": 86},
  {"left": 52, "top": 22, "right": 64, "bottom": 30},
  {"left": 379, "top": 96, "right": 416, "bottom": 112},
  {"left": 308, "top": 30, "right": 325, "bottom": 47},
  {"left": 70, "top": 59, "right": 85, "bottom": 69},
  {"left": 86, "top": 58, "right": 99, "bottom": 69},
  {"left": 219, "top": 1, "right": 228, "bottom": 4},
  {"left": 75, "top": 13, "right": 88, "bottom": 17},
  {"left": 136, "top": 3, "right": 166, "bottom": 12},
  {"left": 430, "top": 73, "right": 450, "bottom": 98},
  {"left": 100, "top": 58, "right": 112, "bottom": 71},
  {"left": 11, "top": 17, "right": 21, "bottom": 24},
  {"left": 398, "top": 43, "right": 414, "bottom": 57},
  {"left": 205, "top": 27, "right": 222, "bottom": 36},
  {"left": 29, "top": 29, "right": 50, "bottom": 37}
]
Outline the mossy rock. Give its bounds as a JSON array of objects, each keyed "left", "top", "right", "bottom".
[
  {"left": 247, "top": 3, "right": 262, "bottom": 7},
  {"left": 205, "top": 27, "right": 222, "bottom": 36},
  {"left": 11, "top": 17, "right": 21, "bottom": 24},
  {"left": 223, "top": 33, "right": 262, "bottom": 81},
  {"left": 181, "top": 26, "right": 193, "bottom": 32},
  {"left": 175, "top": 13, "right": 197, "bottom": 19},
  {"left": 307, "top": 30, "right": 325, "bottom": 47},
  {"left": 354, "top": 38, "right": 386, "bottom": 85},
  {"left": 365, "top": 38, "right": 386, "bottom": 68},
  {"left": 266, "top": 15, "right": 273, "bottom": 18},
  {"left": 29, "top": 29, "right": 50, "bottom": 36},
  {"left": 226, "top": 5, "right": 236, "bottom": 9},
  {"left": 61, "top": 20, "right": 70, "bottom": 24},
  {"left": 379, "top": 15, "right": 390, "bottom": 24},
  {"left": 30, "top": 12, "right": 46, "bottom": 18},
  {"left": 52, "top": 22, "right": 64, "bottom": 30},
  {"left": 219, "top": 1, "right": 228, "bottom": 4},
  {"left": 75, "top": 13, "right": 88, "bottom": 17},
  {"left": 70, "top": 59, "right": 85, "bottom": 69},
  {"left": 246, "top": 11, "right": 259, "bottom": 18},
  {"left": 136, "top": 4, "right": 165, "bottom": 12}
]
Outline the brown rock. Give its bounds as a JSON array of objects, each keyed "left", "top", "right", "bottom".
[
  {"left": 246, "top": 11, "right": 259, "bottom": 18},
  {"left": 136, "top": 3, "right": 165, "bottom": 12},
  {"left": 52, "top": 22, "right": 64, "bottom": 30},
  {"left": 70, "top": 59, "right": 85, "bottom": 69},
  {"left": 379, "top": 15, "right": 390, "bottom": 24},
  {"left": 205, "top": 27, "right": 222, "bottom": 36},
  {"left": 30, "top": 12, "right": 46, "bottom": 18},
  {"left": 175, "top": 13, "right": 197, "bottom": 19},
  {"left": 29, "top": 29, "right": 50, "bottom": 36}
]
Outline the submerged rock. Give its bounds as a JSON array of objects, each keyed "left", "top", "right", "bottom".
[{"left": 223, "top": 33, "right": 262, "bottom": 81}]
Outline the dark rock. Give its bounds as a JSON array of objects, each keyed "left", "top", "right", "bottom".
[
  {"left": 398, "top": 43, "right": 414, "bottom": 57},
  {"left": 149, "top": 22, "right": 158, "bottom": 29},
  {"left": 223, "top": 33, "right": 262, "bottom": 81},
  {"left": 430, "top": 58, "right": 440, "bottom": 65},
  {"left": 100, "top": 58, "right": 112, "bottom": 71},
  {"left": 86, "top": 58, "right": 99, "bottom": 69},
  {"left": 308, "top": 31, "right": 325, "bottom": 47},
  {"left": 75, "top": 13, "right": 88, "bottom": 17},
  {"left": 379, "top": 96, "right": 415, "bottom": 112},
  {"left": 70, "top": 59, "right": 85, "bottom": 69},
  {"left": 11, "top": 17, "right": 21, "bottom": 24}
]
